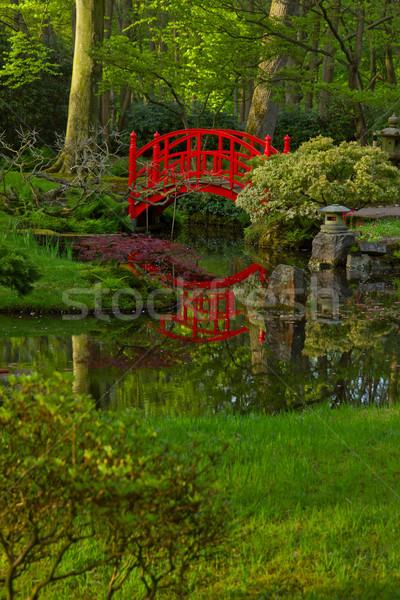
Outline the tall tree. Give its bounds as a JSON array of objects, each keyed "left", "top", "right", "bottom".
[
  {"left": 51, "top": 0, "right": 104, "bottom": 172},
  {"left": 245, "top": 0, "right": 297, "bottom": 139}
]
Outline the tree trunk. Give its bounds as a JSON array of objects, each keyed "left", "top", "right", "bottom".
[
  {"left": 246, "top": 0, "right": 295, "bottom": 140},
  {"left": 10, "top": 0, "right": 29, "bottom": 34},
  {"left": 284, "top": 1, "right": 304, "bottom": 106},
  {"left": 101, "top": 0, "right": 114, "bottom": 143},
  {"left": 318, "top": 0, "right": 341, "bottom": 117},
  {"left": 115, "top": 0, "right": 133, "bottom": 132},
  {"left": 369, "top": 39, "right": 377, "bottom": 91},
  {"left": 348, "top": 3, "right": 367, "bottom": 144},
  {"left": 284, "top": 56, "right": 302, "bottom": 105},
  {"left": 72, "top": 335, "right": 90, "bottom": 396},
  {"left": 50, "top": 0, "right": 105, "bottom": 173},
  {"left": 305, "top": 16, "right": 320, "bottom": 112},
  {"left": 385, "top": 46, "right": 397, "bottom": 84}
]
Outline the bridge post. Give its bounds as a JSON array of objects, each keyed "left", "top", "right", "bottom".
[
  {"left": 129, "top": 131, "right": 137, "bottom": 189},
  {"left": 283, "top": 135, "right": 291, "bottom": 154},
  {"left": 152, "top": 132, "right": 160, "bottom": 184},
  {"left": 264, "top": 135, "right": 272, "bottom": 157},
  {"left": 229, "top": 139, "right": 234, "bottom": 188},
  {"left": 196, "top": 132, "right": 201, "bottom": 181}
]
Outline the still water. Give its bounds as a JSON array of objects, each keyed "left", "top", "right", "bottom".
[{"left": 1, "top": 235, "right": 400, "bottom": 414}]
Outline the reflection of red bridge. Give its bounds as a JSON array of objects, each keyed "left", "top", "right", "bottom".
[
  {"left": 129, "top": 129, "right": 290, "bottom": 225},
  {"left": 157, "top": 263, "right": 267, "bottom": 343}
]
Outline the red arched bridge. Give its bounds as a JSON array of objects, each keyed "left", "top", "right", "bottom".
[{"left": 128, "top": 128, "right": 290, "bottom": 225}]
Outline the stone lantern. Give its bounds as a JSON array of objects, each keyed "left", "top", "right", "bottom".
[
  {"left": 377, "top": 114, "right": 400, "bottom": 163},
  {"left": 318, "top": 204, "right": 350, "bottom": 234}
]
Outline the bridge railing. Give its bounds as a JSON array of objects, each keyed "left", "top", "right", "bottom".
[
  {"left": 128, "top": 129, "right": 290, "bottom": 219},
  {"left": 129, "top": 129, "right": 290, "bottom": 192}
]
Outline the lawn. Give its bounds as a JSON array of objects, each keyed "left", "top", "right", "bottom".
[
  {"left": 351, "top": 218, "right": 400, "bottom": 241},
  {"left": 19, "top": 404, "right": 400, "bottom": 600}
]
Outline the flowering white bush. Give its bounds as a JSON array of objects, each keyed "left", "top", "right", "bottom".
[{"left": 236, "top": 136, "right": 400, "bottom": 223}]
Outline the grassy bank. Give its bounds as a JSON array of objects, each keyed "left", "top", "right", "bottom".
[
  {"left": 23, "top": 404, "right": 400, "bottom": 599},
  {"left": 0, "top": 223, "right": 174, "bottom": 314},
  {"left": 0, "top": 227, "right": 95, "bottom": 312}
]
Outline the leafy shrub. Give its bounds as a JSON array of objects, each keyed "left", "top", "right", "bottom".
[
  {"left": 0, "top": 242, "right": 41, "bottom": 295},
  {"left": 0, "top": 373, "right": 233, "bottom": 600},
  {"left": 175, "top": 193, "right": 250, "bottom": 227},
  {"left": 237, "top": 136, "right": 400, "bottom": 224}
]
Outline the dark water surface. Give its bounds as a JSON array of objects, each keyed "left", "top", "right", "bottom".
[{"left": 1, "top": 235, "right": 400, "bottom": 414}]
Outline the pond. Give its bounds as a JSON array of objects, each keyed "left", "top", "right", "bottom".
[{"left": 1, "top": 233, "right": 400, "bottom": 414}]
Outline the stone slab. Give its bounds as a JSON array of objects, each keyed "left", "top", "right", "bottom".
[{"left": 358, "top": 241, "right": 387, "bottom": 255}]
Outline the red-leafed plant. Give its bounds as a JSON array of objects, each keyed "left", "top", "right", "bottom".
[{"left": 75, "top": 234, "right": 210, "bottom": 280}]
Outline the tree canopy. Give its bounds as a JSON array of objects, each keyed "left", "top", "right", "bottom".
[{"left": 1, "top": 0, "right": 399, "bottom": 154}]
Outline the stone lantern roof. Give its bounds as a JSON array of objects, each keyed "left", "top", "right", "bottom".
[{"left": 377, "top": 113, "right": 400, "bottom": 136}]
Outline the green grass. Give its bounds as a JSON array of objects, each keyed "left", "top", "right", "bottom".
[
  {"left": 351, "top": 218, "right": 400, "bottom": 241},
  {"left": 0, "top": 221, "right": 172, "bottom": 314},
  {"left": 20, "top": 405, "right": 400, "bottom": 599},
  {"left": 0, "top": 220, "right": 94, "bottom": 312}
]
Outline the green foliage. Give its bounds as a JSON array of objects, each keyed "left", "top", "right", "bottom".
[
  {"left": 99, "top": 0, "right": 257, "bottom": 128},
  {"left": 0, "top": 242, "right": 41, "bottom": 295},
  {"left": 126, "top": 102, "right": 241, "bottom": 149},
  {"left": 174, "top": 193, "right": 250, "bottom": 227},
  {"left": 0, "top": 36, "right": 71, "bottom": 146},
  {"left": 0, "top": 373, "right": 233, "bottom": 600},
  {"left": 81, "top": 264, "right": 156, "bottom": 298},
  {"left": 0, "top": 31, "right": 59, "bottom": 87},
  {"left": 244, "top": 213, "right": 318, "bottom": 248},
  {"left": 237, "top": 137, "right": 400, "bottom": 223},
  {"left": 274, "top": 100, "right": 381, "bottom": 151},
  {"left": 107, "top": 158, "right": 129, "bottom": 177}
]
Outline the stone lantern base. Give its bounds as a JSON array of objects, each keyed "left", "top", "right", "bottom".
[{"left": 308, "top": 231, "right": 356, "bottom": 271}]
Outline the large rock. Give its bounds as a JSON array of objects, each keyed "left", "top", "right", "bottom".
[
  {"left": 346, "top": 254, "right": 371, "bottom": 281},
  {"left": 309, "top": 232, "right": 355, "bottom": 270},
  {"left": 265, "top": 264, "right": 307, "bottom": 312}
]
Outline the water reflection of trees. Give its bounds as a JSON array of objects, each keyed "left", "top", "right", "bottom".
[
  {"left": 0, "top": 279, "right": 399, "bottom": 414},
  {"left": 243, "top": 299, "right": 400, "bottom": 412},
  {"left": 0, "top": 335, "right": 72, "bottom": 374},
  {"left": 303, "top": 301, "right": 400, "bottom": 407},
  {"left": 93, "top": 330, "right": 256, "bottom": 415}
]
